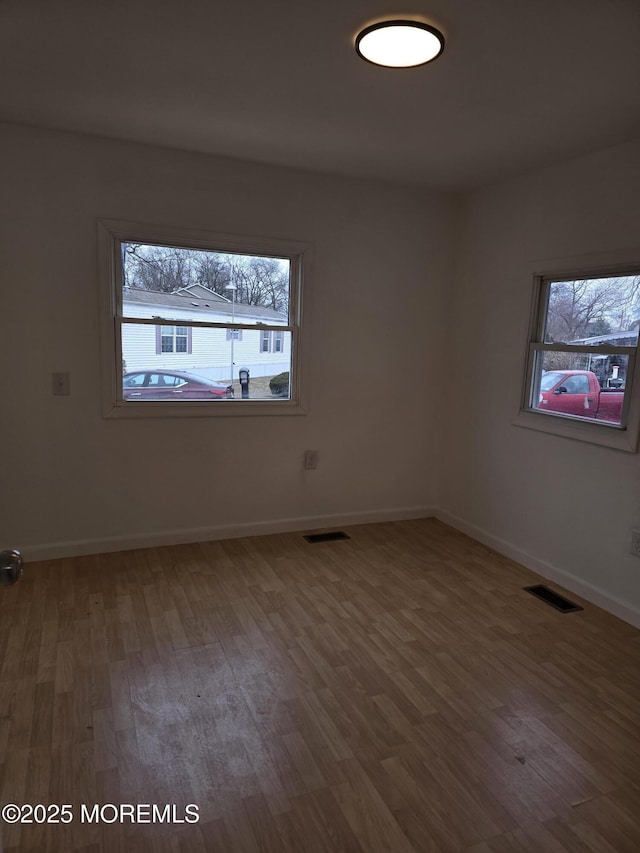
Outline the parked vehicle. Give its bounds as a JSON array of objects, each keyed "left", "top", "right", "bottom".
[
  {"left": 123, "top": 370, "right": 233, "bottom": 400},
  {"left": 538, "top": 370, "right": 624, "bottom": 422}
]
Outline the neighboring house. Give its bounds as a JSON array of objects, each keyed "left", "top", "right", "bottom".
[
  {"left": 122, "top": 284, "right": 290, "bottom": 381},
  {"left": 569, "top": 331, "right": 638, "bottom": 346},
  {"left": 568, "top": 330, "right": 638, "bottom": 387}
]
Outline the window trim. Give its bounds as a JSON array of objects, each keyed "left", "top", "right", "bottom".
[
  {"left": 514, "top": 253, "right": 640, "bottom": 452},
  {"left": 98, "top": 219, "right": 310, "bottom": 418}
]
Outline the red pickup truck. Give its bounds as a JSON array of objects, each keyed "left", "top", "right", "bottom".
[{"left": 537, "top": 370, "right": 624, "bottom": 424}]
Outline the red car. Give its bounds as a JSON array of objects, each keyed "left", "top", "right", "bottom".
[
  {"left": 537, "top": 370, "right": 623, "bottom": 423},
  {"left": 123, "top": 370, "right": 233, "bottom": 400}
]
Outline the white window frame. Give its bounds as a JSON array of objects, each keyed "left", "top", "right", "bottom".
[
  {"left": 98, "top": 219, "right": 310, "bottom": 418},
  {"left": 515, "top": 254, "right": 640, "bottom": 452},
  {"left": 161, "top": 325, "right": 189, "bottom": 353}
]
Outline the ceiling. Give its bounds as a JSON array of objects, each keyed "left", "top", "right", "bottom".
[{"left": 1, "top": 0, "right": 639, "bottom": 190}]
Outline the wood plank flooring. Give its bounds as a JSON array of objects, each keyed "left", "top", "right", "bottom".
[{"left": 1, "top": 518, "right": 639, "bottom": 852}]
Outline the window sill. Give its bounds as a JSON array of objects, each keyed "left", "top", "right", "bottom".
[
  {"left": 103, "top": 399, "right": 307, "bottom": 419},
  {"left": 513, "top": 408, "right": 638, "bottom": 452}
]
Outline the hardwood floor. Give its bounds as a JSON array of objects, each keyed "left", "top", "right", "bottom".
[{"left": 1, "top": 518, "right": 639, "bottom": 852}]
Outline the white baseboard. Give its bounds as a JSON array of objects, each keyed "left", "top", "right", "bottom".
[
  {"left": 20, "top": 505, "right": 436, "bottom": 562},
  {"left": 436, "top": 509, "right": 640, "bottom": 630}
]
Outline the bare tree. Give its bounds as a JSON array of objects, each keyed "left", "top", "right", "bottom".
[
  {"left": 545, "top": 276, "right": 640, "bottom": 342},
  {"left": 123, "top": 244, "right": 196, "bottom": 293},
  {"left": 609, "top": 275, "right": 640, "bottom": 331},
  {"left": 229, "top": 256, "right": 289, "bottom": 312},
  {"left": 192, "top": 253, "right": 232, "bottom": 294}
]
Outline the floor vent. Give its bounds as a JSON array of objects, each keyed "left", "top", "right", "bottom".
[
  {"left": 304, "top": 531, "right": 350, "bottom": 544},
  {"left": 523, "top": 584, "right": 583, "bottom": 613}
]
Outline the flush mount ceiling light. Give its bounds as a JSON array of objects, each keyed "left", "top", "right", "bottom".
[{"left": 355, "top": 20, "right": 444, "bottom": 68}]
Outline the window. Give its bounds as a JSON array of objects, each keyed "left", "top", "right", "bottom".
[
  {"left": 123, "top": 373, "right": 145, "bottom": 387},
  {"left": 147, "top": 373, "right": 185, "bottom": 387},
  {"left": 258, "top": 330, "right": 284, "bottom": 353},
  {"left": 518, "top": 263, "right": 640, "bottom": 451},
  {"left": 99, "top": 220, "right": 308, "bottom": 417},
  {"left": 158, "top": 325, "right": 191, "bottom": 354}
]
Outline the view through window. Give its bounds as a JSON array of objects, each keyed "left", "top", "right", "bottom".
[
  {"left": 525, "top": 271, "right": 640, "bottom": 428},
  {"left": 119, "top": 241, "right": 295, "bottom": 403}
]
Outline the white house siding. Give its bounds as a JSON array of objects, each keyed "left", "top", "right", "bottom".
[{"left": 122, "top": 300, "right": 290, "bottom": 380}]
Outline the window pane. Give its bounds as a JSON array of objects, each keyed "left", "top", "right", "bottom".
[
  {"left": 531, "top": 350, "right": 628, "bottom": 425},
  {"left": 123, "top": 373, "right": 145, "bottom": 387},
  {"left": 544, "top": 275, "right": 639, "bottom": 345},
  {"left": 122, "top": 324, "right": 292, "bottom": 401},
  {"left": 121, "top": 242, "right": 291, "bottom": 326}
]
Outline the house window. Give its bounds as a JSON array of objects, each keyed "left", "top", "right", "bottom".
[
  {"left": 99, "top": 219, "right": 308, "bottom": 417},
  {"left": 258, "top": 331, "right": 284, "bottom": 353},
  {"left": 158, "top": 325, "right": 191, "bottom": 353},
  {"left": 518, "top": 265, "right": 640, "bottom": 451}
]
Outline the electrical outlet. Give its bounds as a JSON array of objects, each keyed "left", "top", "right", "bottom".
[
  {"left": 52, "top": 372, "right": 70, "bottom": 396},
  {"left": 304, "top": 450, "right": 318, "bottom": 470},
  {"left": 631, "top": 529, "right": 640, "bottom": 558}
]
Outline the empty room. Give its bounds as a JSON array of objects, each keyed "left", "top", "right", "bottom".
[{"left": 1, "top": 1, "right": 640, "bottom": 851}]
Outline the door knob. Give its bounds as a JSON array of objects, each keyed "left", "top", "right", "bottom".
[{"left": 0, "top": 549, "right": 23, "bottom": 586}]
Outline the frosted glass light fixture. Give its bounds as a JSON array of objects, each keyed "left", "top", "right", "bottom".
[{"left": 355, "top": 20, "right": 444, "bottom": 68}]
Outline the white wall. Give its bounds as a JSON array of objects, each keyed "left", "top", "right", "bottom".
[
  {"left": 5, "top": 122, "right": 637, "bottom": 624},
  {"left": 1, "top": 123, "right": 456, "bottom": 557},
  {"left": 438, "top": 139, "right": 640, "bottom": 623}
]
